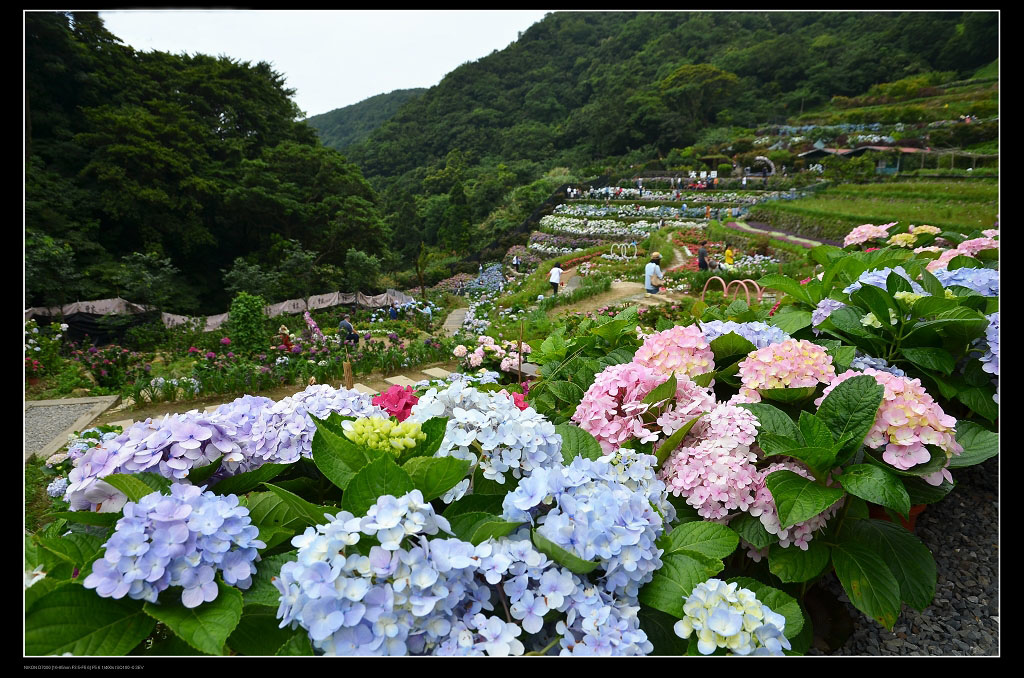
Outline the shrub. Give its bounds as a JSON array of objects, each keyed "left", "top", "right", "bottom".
[
  {"left": 227, "top": 292, "right": 269, "bottom": 357},
  {"left": 717, "top": 163, "right": 733, "bottom": 178}
]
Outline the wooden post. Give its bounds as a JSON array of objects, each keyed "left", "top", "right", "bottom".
[{"left": 343, "top": 348, "right": 353, "bottom": 390}]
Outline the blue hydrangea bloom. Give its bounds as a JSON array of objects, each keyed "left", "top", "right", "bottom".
[
  {"left": 698, "top": 320, "right": 791, "bottom": 348},
  {"left": 843, "top": 266, "right": 924, "bottom": 296},
  {"left": 850, "top": 352, "right": 906, "bottom": 377},
  {"left": 932, "top": 267, "right": 999, "bottom": 297}
]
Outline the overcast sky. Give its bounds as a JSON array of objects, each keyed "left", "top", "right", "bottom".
[{"left": 97, "top": 10, "right": 552, "bottom": 119}]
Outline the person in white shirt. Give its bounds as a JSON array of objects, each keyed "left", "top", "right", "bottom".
[
  {"left": 644, "top": 252, "right": 663, "bottom": 295},
  {"left": 549, "top": 263, "right": 564, "bottom": 295}
]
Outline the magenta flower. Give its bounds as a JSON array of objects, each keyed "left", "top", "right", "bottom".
[
  {"left": 220, "top": 337, "right": 231, "bottom": 345},
  {"left": 205, "top": 352, "right": 216, "bottom": 359},
  {"left": 372, "top": 385, "right": 419, "bottom": 422}
]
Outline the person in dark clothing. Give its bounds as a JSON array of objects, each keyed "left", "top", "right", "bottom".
[
  {"left": 338, "top": 315, "right": 358, "bottom": 343},
  {"left": 389, "top": 304, "right": 399, "bottom": 320},
  {"left": 698, "top": 241, "right": 709, "bottom": 271}
]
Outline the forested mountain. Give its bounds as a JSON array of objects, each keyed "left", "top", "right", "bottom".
[
  {"left": 25, "top": 12, "right": 389, "bottom": 313},
  {"left": 306, "top": 88, "right": 426, "bottom": 151},
  {"left": 337, "top": 11, "right": 996, "bottom": 263}
]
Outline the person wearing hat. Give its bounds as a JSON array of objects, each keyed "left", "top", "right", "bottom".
[{"left": 645, "top": 251, "right": 664, "bottom": 295}]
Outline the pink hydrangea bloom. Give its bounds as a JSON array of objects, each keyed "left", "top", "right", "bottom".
[
  {"left": 632, "top": 324, "right": 715, "bottom": 380},
  {"left": 955, "top": 237, "right": 999, "bottom": 257},
  {"left": 468, "top": 350, "right": 484, "bottom": 368},
  {"left": 844, "top": 223, "right": 893, "bottom": 247},
  {"left": 572, "top": 362, "right": 715, "bottom": 454},
  {"left": 815, "top": 368, "right": 962, "bottom": 473},
  {"left": 453, "top": 345, "right": 468, "bottom": 358},
  {"left": 499, "top": 389, "right": 529, "bottom": 411},
  {"left": 982, "top": 229, "right": 999, "bottom": 238},
  {"left": 372, "top": 385, "right": 419, "bottom": 422},
  {"left": 660, "top": 404, "right": 762, "bottom": 520},
  {"left": 747, "top": 461, "right": 842, "bottom": 551},
  {"left": 736, "top": 339, "right": 835, "bottom": 403}
]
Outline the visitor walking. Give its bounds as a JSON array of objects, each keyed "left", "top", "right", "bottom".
[
  {"left": 698, "top": 241, "right": 709, "bottom": 271},
  {"left": 549, "top": 262, "right": 564, "bottom": 296},
  {"left": 389, "top": 304, "right": 399, "bottom": 320},
  {"left": 512, "top": 254, "right": 521, "bottom": 273},
  {"left": 644, "top": 252, "right": 664, "bottom": 295}
]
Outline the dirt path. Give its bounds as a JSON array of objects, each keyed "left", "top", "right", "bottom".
[{"left": 547, "top": 281, "right": 647, "bottom": 317}]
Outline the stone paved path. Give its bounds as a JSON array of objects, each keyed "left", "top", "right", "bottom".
[
  {"left": 724, "top": 221, "right": 837, "bottom": 248},
  {"left": 442, "top": 307, "right": 468, "bottom": 337}
]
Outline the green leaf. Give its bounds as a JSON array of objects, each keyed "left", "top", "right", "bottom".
[
  {"left": 667, "top": 496, "right": 702, "bottom": 525},
  {"left": 769, "top": 309, "right": 813, "bottom": 334},
  {"left": 401, "top": 456, "right": 471, "bottom": 501},
  {"left": 726, "top": 578, "right": 805, "bottom": 640},
  {"left": 758, "top": 435, "right": 839, "bottom": 477},
  {"left": 950, "top": 421, "right": 999, "bottom": 468},
  {"left": 727, "top": 513, "right": 779, "bottom": 551},
  {"left": 638, "top": 551, "right": 724, "bottom": 618},
  {"left": 443, "top": 494, "right": 504, "bottom": 517},
  {"left": 830, "top": 540, "right": 902, "bottom": 630},
  {"left": 102, "top": 472, "right": 171, "bottom": 502},
  {"left": 844, "top": 519, "right": 936, "bottom": 611},
  {"left": 413, "top": 416, "right": 450, "bottom": 461},
  {"left": 912, "top": 296, "right": 958, "bottom": 318},
  {"left": 469, "top": 520, "right": 523, "bottom": 545},
  {"left": 863, "top": 445, "right": 948, "bottom": 479},
  {"left": 185, "top": 456, "right": 221, "bottom": 486},
  {"left": 654, "top": 413, "right": 703, "bottom": 465},
  {"left": 556, "top": 423, "right": 604, "bottom": 465},
  {"left": 531, "top": 529, "right": 599, "bottom": 575},
  {"left": 547, "top": 380, "right": 584, "bottom": 405},
  {"left": 758, "top": 274, "right": 812, "bottom": 305},
  {"left": 827, "top": 345, "right": 857, "bottom": 374},
  {"left": 26, "top": 584, "right": 155, "bottom": 656},
  {"left": 642, "top": 374, "right": 677, "bottom": 406},
  {"left": 243, "top": 492, "right": 304, "bottom": 536},
  {"left": 655, "top": 316, "right": 676, "bottom": 332},
  {"left": 45, "top": 511, "right": 120, "bottom": 527},
  {"left": 143, "top": 581, "right": 242, "bottom": 656},
  {"left": 815, "top": 374, "right": 885, "bottom": 464},
  {"left": 955, "top": 387, "right": 998, "bottom": 422},
  {"left": 690, "top": 300, "right": 708, "bottom": 318},
  {"left": 212, "top": 463, "right": 292, "bottom": 497},
  {"left": 837, "top": 464, "right": 911, "bottom": 517},
  {"left": 275, "top": 631, "right": 315, "bottom": 656},
  {"left": 340, "top": 456, "right": 414, "bottom": 518},
  {"left": 691, "top": 371, "right": 715, "bottom": 388},
  {"left": 310, "top": 415, "right": 379, "bottom": 488},
  {"left": 885, "top": 272, "right": 913, "bottom": 295},
  {"left": 811, "top": 244, "right": 845, "bottom": 266},
  {"left": 765, "top": 470, "right": 845, "bottom": 529},
  {"left": 227, "top": 606, "right": 297, "bottom": 656},
  {"left": 768, "top": 540, "right": 830, "bottom": 583},
  {"left": 262, "top": 483, "right": 337, "bottom": 526},
  {"left": 901, "top": 347, "right": 955, "bottom": 375},
  {"left": 907, "top": 307, "right": 989, "bottom": 344},
  {"left": 798, "top": 411, "right": 833, "bottom": 448},
  {"left": 758, "top": 386, "right": 818, "bottom": 405},
  {"left": 902, "top": 476, "right": 955, "bottom": 505},
  {"left": 918, "top": 268, "right": 945, "bottom": 298},
  {"left": 947, "top": 255, "right": 983, "bottom": 270},
  {"left": 638, "top": 604, "right": 690, "bottom": 655},
  {"left": 241, "top": 550, "right": 298, "bottom": 607},
  {"left": 470, "top": 464, "right": 519, "bottom": 495},
  {"left": 448, "top": 512, "right": 497, "bottom": 542},
  {"left": 709, "top": 332, "right": 756, "bottom": 363},
  {"left": 661, "top": 521, "right": 738, "bottom": 560},
  {"left": 851, "top": 285, "right": 897, "bottom": 330},
  {"left": 739, "top": 402, "right": 798, "bottom": 438},
  {"left": 33, "top": 533, "right": 106, "bottom": 575}
]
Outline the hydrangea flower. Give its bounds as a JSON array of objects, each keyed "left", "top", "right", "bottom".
[
  {"left": 572, "top": 362, "right": 715, "bottom": 454},
  {"left": 83, "top": 485, "right": 264, "bottom": 607},
  {"left": 409, "top": 382, "right": 562, "bottom": 486},
  {"left": 910, "top": 225, "right": 941, "bottom": 236},
  {"left": 673, "top": 578, "right": 790, "bottom": 655},
  {"left": 811, "top": 299, "right": 846, "bottom": 335},
  {"left": 747, "top": 461, "right": 842, "bottom": 551},
  {"left": 843, "top": 223, "right": 894, "bottom": 247},
  {"left": 816, "top": 369, "right": 962, "bottom": 481},
  {"left": 46, "top": 477, "right": 69, "bottom": 498},
  {"left": 849, "top": 352, "right": 905, "bottom": 377},
  {"left": 698, "top": 320, "right": 791, "bottom": 348},
  {"left": 372, "top": 385, "right": 419, "bottom": 422},
  {"left": 341, "top": 418, "right": 426, "bottom": 456},
  {"left": 632, "top": 324, "right": 715, "bottom": 380},
  {"left": 978, "top": 312, "right": 998, "bottom": 376},
  {"left": 887, "top": 232, "right": 918, "bottom": 248},
  {"left": 661, "top": 404, "right": 761, "bottom": 520},
  {"left": 735, "top": 339, "right": 835, "bottom": 403},
  {"left": 843, "top": 266, "right": 924, "bottom": 296},
  {"left": 931, "top": 267, "right": 999, "bottom": 297}
]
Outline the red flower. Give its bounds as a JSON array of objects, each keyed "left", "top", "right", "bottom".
[
  {"left": 768, "top": 301, "right": 782, "bottom": 316},
  {"left": 372, "top": 385, "right": 419, "bottom": 422}
]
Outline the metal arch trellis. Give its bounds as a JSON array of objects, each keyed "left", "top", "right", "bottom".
[
  {"left": 752, "top": 156, "right": 776, "bottom": 176},
  {"left": 610, "top": 242, "right": 638, "bottom": 260}
]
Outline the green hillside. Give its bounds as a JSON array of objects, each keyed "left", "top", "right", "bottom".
[{"left": 305, "top": 88, "right": 426, "bottom": 150}]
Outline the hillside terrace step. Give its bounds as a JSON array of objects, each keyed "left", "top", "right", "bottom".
[
  {"left": 384, "top": 375, "right": 419, "bottom": 388},
  {"left": 421, "top": 367, "right": 452, "bottom": 379},
  {"left": 351, "top": 383, "right": 379, "bottom": 395}
]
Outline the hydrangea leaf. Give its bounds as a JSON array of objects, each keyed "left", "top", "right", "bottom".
[
  {"left": 660, "top": 521, "right": 739, "bottom": 560},
  {"left": 599, "top": 346, "right": 639, "bottom": 367},
  {"left": 212, "top": 463, "right": 291, "bottom": 496},
  {"left": 412, "top": 416, "right": 449, "bottom": 460},
  {"left": 955, "top": 386, "right": 998, "bottom": 422},
  {"left": 901, "top": 476, "right": 955, "bottom": 505},
  {"left": 339, "top": 456, "right": 414, "bottom": 519},
  {"left": 655, "top": 316, "right": 676, "bottom": 332},
  {"left": 469, "top": 520, "right": 524, "bottom": 546},
  {"left": 885, "top": 272, "right": 914, "bottom": 295},
  {"left": 836, "top": 464, "right": 911, "bottom": 518},
  {"left": 241, "top": 550, "right": 298, "bottom": 608},
  {"left": 275, "top": 631, "right": 315, "bottom": 656},
  {"left": 666, "top": 496, "right": 702, "bottom": 525},
  {"left": 531, "top": 529, "right": 599, "bottom": 575},
  {"left": 814, "top": 374, "right": 885, "bottom": 465},
  {"left": 401, "top": 456, "right": 471, "bottom": 502},
  {"left": 143, "top": 580, "right": 242, "bottom": 656},
  {"left": 26, "top": 584, "right": 155, "bottom": 656},
  {"left": 826, "top": 306, "right": 877, "bottom": 339},
  {"left": 311, "top": 414, "right": 382, "bottom": 488},
  {"left": 757, "top": 275, "right": 813, "bottom": 306},
  {"left": 757, "top": 386, "right": 819, "bottom": 406},
  {"left": 764, "top": 470, "right": 845, "bottom": 530},
  {"left": 709, "top": 332, "right": 756, "bottom": 363},
  {"left": 844, "top": 519, "right": 936, "bottom": 611},
  {"left": 768, "top": 309, "right": 813, "bottom": 335},
  {"left": 556, "top": 423, "right": 603, "bottom": 465},
  {"left": 442, "top": 494, "right": 504, "bottom": 518},
  {"left": 654, "top": 414, "right": 703, "bottom": 465},
  {"left": 547, "top": 380, "right": 584, "bottom": 405},
  {"left": 638, "top": 551, "right": 723, "bottom": 619},
  {"left": 947, "top": 255, "right": 984, "bottom": 270},
  {"left": 911, "top": 296, "right": 957, "bottom": 318},
  {"left": 830, "top": 539, "right": 903, "bottom": 630},
  {"left": 638, "top": 604, "right": 690, "bottom": 656},
  {"left": 642, "top": 374, "right": 677, "bottom": 407},
  {"left": 949, "top": 421, "right": 998, "bottom": 468},
  {"left": 226, "top": 606, "right": 298, "bottom": 656},
  {"left": 188, "top": 456, "right": 222, "bottom": 485},
  {"left": 826, "top": 345, "right": 856, "bottom": 374},
  {"left": 726, "top": 513, "right": 779, "bottom": 551},
  {"left": 901, "top": 347, "right": 955, "bottom": 376},
  {"left": 103, "top": 472, "right": 171, "bottom": 502},
  {"left": 862, "top": 445, "right": 948, "bottom": 478},
  {"left": 33, "top": 533, "right": 105, "bottom": 578},
  {"left": 851, "top": 285, "right": 898, "bottom": 330},
  {"left": 471, "top": 464, "right": 520, "bottom": 495},
  {"left": 768, "top": 539, "right": 830, "bottom": 583},
  {"left": 45, "top": 511, "right": 120, "bottom": 527},
  {"left": 725, "top": 577, "right": 805, "bottom": 640},
  {"left": 738, "top": 402, "right": 798, "bottom": 439},
  {"left": 447, "top": 512, "right": 497, "bottom": 542},
  {"left": 243, "top": 492, "right": 305, "bottom": 537},
  {"left": 691, "top": 371, "right": 715, "bottom": 388},
  {"left": 797, "top": 411, "right": 833, "bottom": 448}
]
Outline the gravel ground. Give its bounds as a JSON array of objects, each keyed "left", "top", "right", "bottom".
[
  {"left": 808, "top": 454, "right": 999, "bottom": 656},
  {"left": 23, "top": 403, "right": 99, "bottom": 455}
]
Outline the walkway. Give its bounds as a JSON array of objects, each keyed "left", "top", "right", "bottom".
[
  {"left": 723, "top": 221, "right": 839, "bottom": 248},
  {"left": 441, "top": 307, "right": 468, "bottom": 337}
]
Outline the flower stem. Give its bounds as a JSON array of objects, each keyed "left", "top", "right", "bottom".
[{"left": 525, "top": 635, "right": 562, "bottom": 656}]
